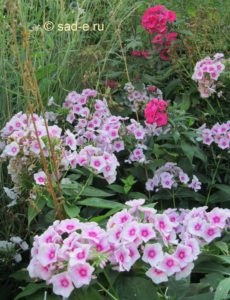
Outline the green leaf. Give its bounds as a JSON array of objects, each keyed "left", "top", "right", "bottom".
[
  {"left": 194, "top": 147, "right": 207, "bottom": 163},
  {"left": 82, "top": 186, "right": 114, "bottom": 198},
  {"left": 10, "top": 268, "right": 30, "bottom": 282},
  {"left": 165, "top": 79, "right": 181, "bottom": 97},
  {"left": 107, "top": 184, "right": 124, "bottom": 194},
  {"left": 115, "top": 275, "right": 159, "bottom": 300},
  {"left": 176, "top": 189, "right": 205, "bottom": 202},
  {"left": 167, "top": 277, "right": 190, "bottom": 299},
  {"left": 64, "top": 203, "right": 80, "bottom": 218},
  {"left": 214, "top": 277, "right": 230, "bottom": 300},
  {"left": 61, "top": 183, "right": 82, "bottom": 196},
  {"left": 209, "top": 191, "right": 230, "bottom": 203},
  {"left": 78, "top": 198, "right": 124, "bottom": 209},
  {"left": 214, "top": 242, "right": 229, "bottom": 255},
  {"left": 121, "top": 175, "right": 137, "bottom": 194},
  {"left": 28, "top": 196, "right": 46, "bottom": 225},
  {"left": 184, "top": 293, "right": 214, "bottom": 300},
  {"left": 90, "top": 207, "right": 122, "bottom": 222},
  {"left": 195, "top": 262, "right": 230, "bottom": 276},
  {"left": 201, "top": 272, "right": 225, "bottom": 289},
  {"left": 70, "top": 286, "right": 101, "bottom": 300},
  {"left": 15, "top": 283, "right": 47, "bottom": 300},
  {"left": 214, "top": 184, "right": 230, "bottom": 196},
  {"left": 181, "top": 142, "right": 195, "bottom": 163},
  {"left": 129, "top": 192, "right": 148, "bottom": 200}
]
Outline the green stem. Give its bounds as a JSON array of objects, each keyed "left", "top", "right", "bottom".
[
  {"left": 205, "top": 157, "right": 221, "bottom": 206},
  {"left": 205, "top": 98, "right": 216, "bottom": 115},
  {"left": 172, "top": 189, "right": 176, "bottom": 208},
  {"left": 76, "top": 172, "right": 94, "bottom": 200},
  {"left": 97, "top": 281, "right": 119, "bottom": 300},
  {"left": 216, "top": 98, "right": 224, "bottom": 117},
  {"left": 103, "top": 269, "right": 119, "bottom": 299}
]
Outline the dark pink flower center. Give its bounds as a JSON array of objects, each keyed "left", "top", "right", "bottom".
[
  {"left": 61, "top": 278, "right": 69, "bottom": 287},
  {"left": 166, "top": 259, "right": 174, "bottom": 267},
  {"left": 148, "top": 249, "right": 156, "bottom": 258},
  {"left": 79, "top": 268, "right": 87, "bottom": 277}
]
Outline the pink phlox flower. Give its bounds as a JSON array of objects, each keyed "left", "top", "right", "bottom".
[
  {"left": 127, "top": 244, "right": 140, "bottom": 266},
  {"left": 82, "top": 224, "right": 105, "bottom": 243},
  {"left": 160, "top": 172, "right": 175, "bottom": 189},
  {"left": 139, "top": 223, "right": 156, "bottom": 242},
  {"left": 48, "top": 125, "right": 62, "bottom": 138},
  {"left": 175, "top": 262, "right": 195, "bottom": 281},
  {"left": 94, "top": 237, "right": 110, "bottom": 253},
  {"left": 65, "top": 129, "right": 77, "bottom": 151},
  {"left": 188, "top": 175, "right": 201, "bottom": 192},
  {"left": 121, "top": 221, "right": 140, "bottom": 242},
  {"left": 50, "top": 271, "right": 74, "bottom": 298},
  {"left": 34, "top": 171, "right": 47, "bottom": 185},
  {"left": 184, "top": 237, "right": 200, "bottom": 259},
  {"left": 27, "top": 257, "right": 53, "bottom": 280},
  {"left": 201, "top": 224, "right": 221, "bottom": 243},
  {"left": 146, "top": 266, "right": 168, "bottom": 284},
  {"left": 107, "top": 209, "right": 133, "bottom": 229},
  {"left": 142, "top": 243, "right": 164, "bottom": 267},
  {"left": 57, "top": 219, "right": 80, "bottom": 234},
  {"left": 82, "top": 88, "right": 97, "bottom": 98},
  {"left": 139, "top": 206, "right": 157, "bottom": 223},
  {"left": 155, "top": 214, "right": 173, "bottom": 235},
  {"left": 30, "top": 139, "right": 45, "bottom": 155},
  {"left": 113, "top": 140, "right": 125, "bottom": 152},
  {"left": 68, "top": 262, "right": 95, "bottom": 288},
  {"left": 187, "top": 217, "right": 206, "bottom": 237},
  {"left": 179, "top": 172, "right": 190, "bottom": 184},
  {"left": 161, "top": 230, "right": 178, "bottom": 247},
  {"left": 39, "top": 226, "right": 61, "bottom": 244},
  {"left": 173, "top": 244, "right": 193, "bottom": 268},
  {"left": 90, "top": 155, "right": 106, "bottom": 172},
  {"left": 69, "top": 244, "right": 91, "bottom": 266},
  {"left": 114, "top": 246, "right": 132, "bottom": 272},
  {"left": 207, "top": 208, "right": 228, "bottom": 229},
  {"left": 3, "top": 141, "right": 20, "bottom": 157},
  {"left": 37, "top": 243, "right": 60, "bottom": 266},
  {"left": 218, "top": 137, "right": 229, "bottom": 149},
  {"left": 159, "top": 254, "right": 180, "bottom": 276}
]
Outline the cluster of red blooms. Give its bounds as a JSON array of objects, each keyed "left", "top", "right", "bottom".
[
  {"left": 144, "top": 99, "right": 168, "bottom": 127},
  {"left": 141, "top": 5, "right": 177, "bottom": 60},
  {"left": 131, "top": 50, "right": 150, "bottom": 59}
]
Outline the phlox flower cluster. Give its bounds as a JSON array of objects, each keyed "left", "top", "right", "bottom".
[
  {"left": 192, "top": 53, "right": 225, "bottom": 98},
  {"left": 61, "top": 89, "right": 126, "bottom": 183},
  {"left": 125, "top": 144, "right": 147, "bottom": 164},
  {"left": 0, "top": 112, "right": 63, "bottom": 191},
  {"left": 0, "top": 236, "right": 28, "bottom": 264},
  {"left": 124, "top": 82, "right": 164, "bottom": 113},
  {"left": 141, "top": 5, "right": 177, "bottom": 60},
  {"left": 125, "top": 118, "right": 170, "bottom": 164},
  {"left": 197, "top": 121, "right": 230, "bottom": 150},
  {"left": 146, "top": 162, "right": 201, "bottom": 192},
  {"left": 0, "top": 87, "right": 172, "bottom": 190},
  {"left": 144, "top": 98, "right": 168, "bottom": 127},
  {"left": 27, "top": 199, "right": 230, "bottom": 297},
  {"left": 62, "top": 145, "right": 119, "bottom": 184},
  {"left": 61, "top": 88, "right": 171, "bottom": 181}
]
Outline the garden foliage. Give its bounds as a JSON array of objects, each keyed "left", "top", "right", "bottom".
[{"left": 0, "top": 1, "right": 230, "bottom": 300}]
